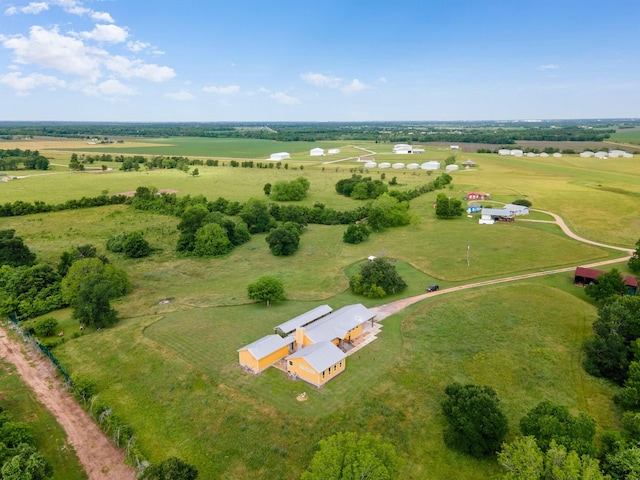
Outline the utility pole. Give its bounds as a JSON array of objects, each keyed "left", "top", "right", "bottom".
[{"left": 466, "top": 243, "right": 470, "bottom": 266}]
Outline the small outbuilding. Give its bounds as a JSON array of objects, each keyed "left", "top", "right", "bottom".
[
  {"left": 445, "top": 164, "right": 459, "bottom": 172},
  {"left": 462, "top": 159, "right": 476, "bottom": 168},
  {"left": 364, "top": 161, "right": 377, "bottom": 168},
  {"left": 574, "top": 267, "right": 638, "bottom": 295},
  {"left": 392, "top": 163, "right": 405, "bottom": 169},
  {"left": 310, "top": 147, "right": 325, "bottom": 157},
  {"left": 328, "top": 148, "right": 341, "bottom": 155},
  {"left": 420, "top": 161, "right": 440, "bottom": 170},
  {"left": 378, "top": 162, "right": 391, "bottom": 169}
]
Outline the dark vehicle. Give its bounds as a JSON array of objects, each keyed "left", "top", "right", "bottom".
[{"left": 426, "top": 284, "right": 439, "bottom": 292}]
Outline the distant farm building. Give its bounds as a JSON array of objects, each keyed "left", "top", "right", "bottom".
[
  {"left": 579, "top": 151, "right": 595, "bottom": 158},
  {"left": 498, "top": 149, "right": 523, "bottom": 156},
  {"left": 462, "top": 159, "right": 476, "bottom": 168},
  {"left": 450, "top": 145, "right": 460, "bottom": 150},
  {"left": 328, "top": 148, "right": 341, "bottom": 155},
  {"left": 378, "top": 162, "right": 391, "bottom": 169},
  {"left": 478, "top": 204, "right": 529, "bottom": 225},
  {"left": 594, "top": 151, "right": 608, "bottom": 159},
  {"left": 407, "top": 163, "right": 420, "bottom": 169},
  {"left": 392, "top": 163, "right": 405, "bottom": 169},
  {"left": 574, "top": 267, "right": 638, "bottom": 295},
  {"left": 608, "top": 149, "right": 633, "bottom": 158},
  {"left": 270, "top": 152, "right": 290, "bottom": 161},
  {"left": 465, "top": 192, "right": 491, "bottom": 201},
  {"left": 392, "top": 144, "right": 424, "bottom": 154},
  {"left": 552, "top": 152, "right": 563, "bottom": 158},
  {"left": 239, "top": 304, "right": 377, "bottom": 387},
  {"left": 540, "top": 152, "right": 549, "bottom": 158},
  {"left": 445, "top": 164, "right": 459, "bottom": 172},
  {"left": 364, "top": 161, "right": 377, "bottom": 168},
  {"left": 310, "top": 147, "right": 325, "bottom": 156},
  {"left": 466, "top": 204, "right": 482, "bottom": 214},
  {"left": 421, "top": 161, "right": 440, "bottom": 170}
]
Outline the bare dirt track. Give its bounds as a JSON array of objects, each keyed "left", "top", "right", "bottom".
[{"left": 0, "top": 327, "right": 136, "bottom": 480}]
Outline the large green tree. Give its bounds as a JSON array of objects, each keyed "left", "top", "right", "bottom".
[
  {"left": 71, "top": 274, "right": 118, "bottom": 328},
  {"left": 239, "top": 198, "right": 276, "bottom": 234},
  {"left": 0, "top": 230, "right": 35, "bottom": 267},
  {"left": 265, "top": 222, "right": 302, "bottom": 256},
  {"left": 441, "top": 383, "right": 508, "bottom": 457},
  {"left": 247, "top": 276, "right": 285, "bottom": 306},
  {"left": 366, "top": 194, "right": 410, "bottom": 231},
  {"left": 349, "top": 257, "right": 407, "bottom": 298},
  {"left": 301, "top": 431, "right": 401, "bottom": 480},
  {"left": 343, "top": 223, "right": 371, "bottom": 244},
  {"left": 0, "top": 444, "right": 52, "bottom": 480},
  {"left": 270, "top": 177, "right": 310, "bottom": 201},
  {"left": 61, "top": 258, "right": 131, "bottom": 305},
  {"left": 519, "top": 401, "right": 597, "bottom": 456},
  {"left": 583, "top": 296, "right": 640, "bottom": 385},
  {"left": 435, "top": 193, "right": 464, "bottom": 219},
  {"left": 585, "top": 268, "right": 628, "bottom": 303},
  {"left": 193, "top": 223, "right": 233, "bottom": 257}
]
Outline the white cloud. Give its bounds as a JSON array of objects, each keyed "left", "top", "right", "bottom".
[
  {"left": 258, "top": 87, "right": 270, "bottom": 93},
  {"left": 0, "top": 71, "right": 65, "bottom": 95},
  {"left": 203, "top": 85, "right": 240, "bottom": 94},
  {"left": 104, "top": 56, "right": 175, "bottom": 82},
  {"left": 80, "top": 24, "right": 128, "bottom": 43},
  {"left": 126, "top": 40, "right": 164, "bottom": 56},
  {"left": 91, "top": 11, "right": 114, "bottom": 23},
  {"left": 271, "top": 92, "right": 300, "bottom": 105},
  {"left": 342, "top": 78, "right": 369, "bottom": 94},
  {"left": 3, "top": 26, "right": 104, "bottom": 82},
  {"left": 83, "top": 79, "right": 135, "bottom": 97},
  {"left": 378, "top": 76, "right": 388, "bottom": 84},
  {"left": 5, "top": 2, "right": 50, "bottom": 15},
  {"left": 165, "top": 90, "right": 195, "bottom": 101},
  {"left": 539, "top": 64, "right": 559, "bottom": 71},
  {"left": 301, "top": 71, "right": 342, "bottom": 88},
  {"left": 50, "top": 0, "right": 115, "bottom": 23}
]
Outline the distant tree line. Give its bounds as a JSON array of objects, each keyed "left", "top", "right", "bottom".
[{"left": 0, "top": 120, "right": 624, "bottom": 143}]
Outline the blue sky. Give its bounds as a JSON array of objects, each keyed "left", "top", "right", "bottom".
[{"left": 0, "top": 0, "right": 638, "bottom": 122}]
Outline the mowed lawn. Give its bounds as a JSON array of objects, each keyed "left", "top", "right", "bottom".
[{"left": 54, "top": 282, "right": 619, "bottom": 479}]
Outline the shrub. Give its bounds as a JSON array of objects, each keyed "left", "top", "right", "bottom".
[{"left": 33, "top": 317, "right": 58, "bottom": 336}]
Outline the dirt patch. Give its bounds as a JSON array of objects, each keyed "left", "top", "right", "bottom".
[{"left": 0, "top": 326, "right": 136, "bottom": 480}]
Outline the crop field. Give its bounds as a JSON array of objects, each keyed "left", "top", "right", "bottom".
[
  {"left": 1, "top": 138, "right": 639, "bottom": 478},
  {"left": 609, "top": 127, "right": 640, "bottom": 146}
]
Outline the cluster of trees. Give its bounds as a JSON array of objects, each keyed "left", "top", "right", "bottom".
[
  {"left": 434, "top": 193, "right": 464, "bottom": 219},
  {"left": 0, "top": 192, "right": 127, "bottom": 218},
  {"left": 343, "top": 223, "right": 371, "bottom": 244},
  {"left": 176, "top": 205, "right": 251, "bottom": 257},
  {"left": 0, "top": 242, "right": 130, "bottom": 328},
  {"left": 106, "top": 231, "right": 152, "bottom": 258},
  {"left": 349, "top": 257, "right": 407, "bottom": 298},
  {"left": 268, "top": 177, "right": 310, "bottom": 201},
  {"left": 0, "top": 405, "right": 53, "bottom": 480},
  {"left": 441, "top": 383, "right": 615, "bottom": 478},
  {"left": 335, "top": 175, "right": 388, "bottom": 200},
  {"left": 367, "top": 194, "right": 412, "bottom": 231},
  {"left": 0, "top": 148, "right": 49, "bottom": 170}
]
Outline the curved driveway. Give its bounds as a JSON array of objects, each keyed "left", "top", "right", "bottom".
[{"left": 371, "top": 209, "right": 633, "bottom": 320}]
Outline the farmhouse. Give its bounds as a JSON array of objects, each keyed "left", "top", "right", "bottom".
[
  {"left": 310, "top": 147, "right": 325, "bottom": 157},
  {"left": 269, "top": 152, "right": 290, "bottom": 161},
  {"left": 573, "top": 267, "right": 638, "bottom": 295},
  {"left": 239, "top": 303, "right": 376, "bottom": 387},
  {"left": 462, "top": 159, "right": 476, "bottom": 168}
]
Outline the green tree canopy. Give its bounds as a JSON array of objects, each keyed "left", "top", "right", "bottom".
[
  {"left": 585, "top": 268, "right": 628, "bottom": 303},
  {"left": 441, "top": 382, "right": 509, "bottom": 457},
  {"left": 301, "top": 431, "right": 401, "bottom": 480},
  {"left": 366, "top": 193, "right": 410, "bottom": 231},
  {"left": 0, "top": 230, "right": 35, "bottom": 268},
  {"left": 61, "top": 258, "right": 131, "bottom": 305},
  {"left": 239, "top": 198, "right": 276, "bottom": 234},
  {"left": 435, "top": 193, "right": 464, "bottom": 219},
  {"left": 270, "top": 177, "right": 310, "bottom": 201},
  {"left": 247, "top": 276, "right": 285, "bottom": 306},
  {"left": 0, "top": 444, "right": 52, "bottom": 480},
  {"left": 106, "top": 231, "right": 152, "bottom": 258},
  {"left": 265, "top": 222, "right": 302, "bottom": 256},
  {"left": 519, "top": 401, "right": 597, "bottom": 456},
  {"left": 71, "top": 274, "right": 118, "bottom": 328},
  {"left": 349, "top": 257, "right": 407, "bottom": 299},
  {"left": 193, "top": 223, "right": 233, "bottom": 257},
  {"left": 499, "top": 436, "right": 607, "bottom": 480},
  {"left": 343, "top": 223, "right": 371, "bottom": 244}
]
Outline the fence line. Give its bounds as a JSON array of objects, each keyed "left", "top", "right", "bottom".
[{"left": 7, "top": 314, "right": 72, "bottom": 385}]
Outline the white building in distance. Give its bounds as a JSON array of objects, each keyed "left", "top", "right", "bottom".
[
  {"left": 270, "top": 152, "right": 290, "bottom": 161},
  {"left": 310, "top": 148, "right": 325, "bottom": 157}
]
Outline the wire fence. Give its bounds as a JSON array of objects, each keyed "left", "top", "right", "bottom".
[{"left": 7, "top": 314, "right": 72, "bottom": 385}]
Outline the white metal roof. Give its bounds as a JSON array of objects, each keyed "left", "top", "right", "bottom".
[
  {"left": 304, "top": 304, "right": 374, "bottom": 344},
  {"left": 238, "top": 334, "right": 292, "bottom": 359},
  {"left": 287, "top": 341, "right": 346, "bottom": 372},
  {"left": 274, "top": 305, "right": 333, "bottom": 335}
]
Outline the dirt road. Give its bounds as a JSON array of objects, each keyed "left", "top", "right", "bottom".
[{"left": 0, "top": 328, "right": 137, "bottom": 480}]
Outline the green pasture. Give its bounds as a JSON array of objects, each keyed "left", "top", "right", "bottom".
[
  {"left": 0, "top": 354, "right": 86, "bottom": 480},
  {"left": 609, "top": 127, "right": 640, "bottom": 145},
  {"left": 1, "top": 138, "right": 639, "bottom": 478}
]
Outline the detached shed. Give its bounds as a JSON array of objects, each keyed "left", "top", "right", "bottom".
[
  {"left": 310, "top": 148, "right": 325, "bottom": 157},
  {"left": 270, "top": 152, "right": 290, "bottom": 161},
  {"left": 574, "top": 267, "right": 638, "bottom": 295}
]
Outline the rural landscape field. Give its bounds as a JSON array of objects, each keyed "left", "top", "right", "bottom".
[{"left": 1, "top": 122, "right": 639, "bottom": 479}]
